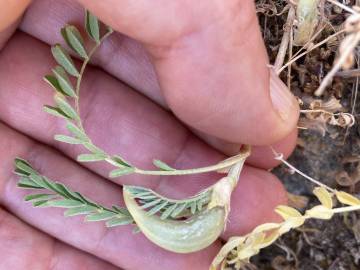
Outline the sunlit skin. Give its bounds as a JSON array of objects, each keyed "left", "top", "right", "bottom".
[{"left": 0, "top": 0, "right": 299, "bottom": 269}]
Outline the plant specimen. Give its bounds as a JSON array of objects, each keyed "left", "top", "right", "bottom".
[{"left": 14, "top": 11, "right": 251, "bottom": 254}]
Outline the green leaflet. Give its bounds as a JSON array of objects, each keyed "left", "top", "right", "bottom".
[
  {"left": 64, "top": 205, "right": 97, "bottom": 217},
  {"left": 146, "top": 201, "right": 168, "bottom": 216},
  {"left": 66, "top": 122, "right": 88, "bottom": 141},
  {"left": 18, "top": 178, "right": 43, "bottom": 189},
  {"left": 85, "top": 211, "right": 117, "bottom": 222},
  {"left": 54, "top": 135, "right": 83, "bottom": 144},
  {"left": 153, "top": 160, "right": 175, "bottom": 171},
  {"left": 14, "top": 159, "right": 134, "bottom": 227},
  {"left": 85, "top": 11, "right": 100, "bottom": 43},
  {"left": 52, "top": 66, "right": 76, "bottom": 97},
  {"left": 160, "top": 204, "right": 178, "bottom": 220},
  {"left": 33, "top": 200, "right": 50, "bottom": 207},
  {"left": 44, "top": 75, "right": 69, "bottom": 96},
  {"left": 51, "top": 44, "right": 79, "bottom": 77},
  {"left": 14, "top": 158, "right": 37, "bottom": 176},
  {"left": 83, "top": 142, "right": 107, "bottom": 156},
  {"left": 61, "top": 25, "right": 88, "bottom": 58},
  {"left": 170, "top": 203, "right": 188, "bottom": 218},
  {"left": 141, "top": 199, "right": 163, "bottom": 209},
  {"left": 24, "top": 194, "right": 54, "bottom": 201},
  {"left": 54, "top": 95, "right": 79, "bottom": 120},
  {"left": 44, "top": 199, "right": 85, "bottom": 208},
  {"left": 43, "top": 105, "right": 72, "bottom": 119},
  {"left": 111, "top": 155, "right": 132, "bottom": 167},
  {"left": 106, "top": 216, "right": 134, "bottom": 227},
  {"left": 109, "top": 167, "right": 135, "bottom": 178},
  {"left": 77, "top": 153, "right": 106, "bottom": 162}
]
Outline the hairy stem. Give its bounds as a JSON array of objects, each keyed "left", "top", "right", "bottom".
[{"left": 74, "top": 29, "right": 114, "bottom": 132}]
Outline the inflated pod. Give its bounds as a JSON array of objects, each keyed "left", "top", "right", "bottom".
[
  {"left": 123, "top": 186, "right": 226, "bottom": 253},
  {"left": 294, "top": 0, "right": 319, "bottom": 46}
]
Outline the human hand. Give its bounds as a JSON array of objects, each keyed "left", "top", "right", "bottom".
[{"left": 0, "top": 0, "right": 299, "bottom": 269}]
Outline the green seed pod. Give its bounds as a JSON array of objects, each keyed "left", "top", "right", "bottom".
[
  {"left": 123, "top": 186, "right": 226, "bottom": 253},
  {"left": 294, "top": 0, "right": 319, "bottom": 46}
]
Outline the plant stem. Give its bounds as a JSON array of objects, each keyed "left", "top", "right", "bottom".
[
  {"left": 74, "top": 29, "right": 114, "bottom": 132},
  {"left": 277, "top": 29, "right": 345, "bottom": 74},
  {"left": 271, "top": 147, "right": 335, "bottom": 192},
  {"left": 133, "top": 149, "right": 249, "bottom": 176},
  {"left": 332, "top": 205, "right": 360, "bottom": 213}
]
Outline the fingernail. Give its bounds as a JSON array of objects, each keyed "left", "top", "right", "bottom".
[{"left": 269, "top": 70, "right": 298, "bottom": 121}]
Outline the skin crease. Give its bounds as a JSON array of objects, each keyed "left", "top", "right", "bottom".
[{"left": 0, "top": 0, "right": 298, "bottom": 269}]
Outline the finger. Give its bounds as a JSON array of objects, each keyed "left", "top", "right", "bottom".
[
  {"left": 0, "top": 123, "right": 220, "bottom": 270},
  {"left": 20, "top": 0, "right": 297, "bottom": 160},
  {"left": 247, "top": 129, "right": 298, "bottom": 169},
  {"left": 0, "top": 0, "right": 31, "bottom": 48},
  {"left": 76, "top": 0, "right": 299, "bottom": 145},
  {"left": 0, "top": 0, "right": 31, "bottom": 32},
  {"left": 192, "top": 128, "right": 298, "bottom": 169},
  {"left": 0, "top": 207, "right": 120, "bottom": 270}
]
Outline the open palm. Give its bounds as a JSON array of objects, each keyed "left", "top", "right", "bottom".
[{"left": 0, "top": 0, "right": 299, "bottom": 269}]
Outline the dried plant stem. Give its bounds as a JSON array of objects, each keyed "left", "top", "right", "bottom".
[
  {"left": 274, "top": 5, "right": 295, "bottom": 72},
  {"left": 287, "top": 25, "right": 293, "bottom": 89},
  {"left": 271, "top": 147, "right": 335, "bottom": 192},
  {"left": 326, "top": 0, "right": 357, "bottom": 14},
  {"left": 277, "top": 29, "right": 345, "bottom": 74},
  {"left": 291, "top": 24, "right": 327, "bottom": 61},
  {"left": 315, "top": 32, "right": 360, "bottom": 96},
  {"left": 300, "top": 109, "right": 348, "bottom": 116},
  {"left": 332, "top": 205, "right": 360, "bottom": 213},
  {"left": 336, "top": 68, "right": 360, "bottom": 78}
]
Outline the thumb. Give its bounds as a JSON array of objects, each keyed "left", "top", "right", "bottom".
[
  {"left": 0, "top": 0, "right": 32, "bottom": 49},
  {"left": 77, "top": 0, "right": 299, "bottom": 145}
]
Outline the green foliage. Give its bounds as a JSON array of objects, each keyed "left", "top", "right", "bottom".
[
  {"left": 153, "top": 160, "right": 175, "bottom": 171},
  {"left": 51, "top": 44, "right": 79, "bottom": 77},
  {"left": 14, "top": 158, "right": 134, "bottom": 227},
  {"left": 52, "top": 66, "right": 77, "bottom": 97},
  {"left": 85, "top": 11, "right": 100, "bottom": 43},
  {"left": 61, "top": 25, "right": 88, "bottom": 58},
  {"left": 125, "top": 185, "right": 212, "bottom": 220},
  {"left": 43, "top": 105, "right": 72, "bottom": 119}
]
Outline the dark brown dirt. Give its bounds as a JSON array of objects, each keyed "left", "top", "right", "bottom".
[{"left": 249, "top": 1, "right": 360, "bottom": 269}]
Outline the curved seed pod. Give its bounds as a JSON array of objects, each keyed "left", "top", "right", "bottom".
[
  {"left": 123, "top": 186, "right": 226, "bottom": 253},
  {"left": 294, "top": 0, "right": 319, "bottom": 46}
]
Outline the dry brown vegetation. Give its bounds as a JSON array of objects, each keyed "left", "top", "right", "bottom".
[{"left": 241, "top": 0, "right": 360, "bottom": 269}]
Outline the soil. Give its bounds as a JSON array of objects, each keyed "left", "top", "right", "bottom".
[{"left": 249, "top": 1, "right": 360, "bottom": 269}]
